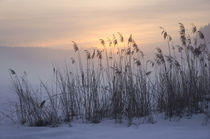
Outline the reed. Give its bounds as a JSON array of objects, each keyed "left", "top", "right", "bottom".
[{"left": 9, "top": 23, "right": 210, "bottom": 126}]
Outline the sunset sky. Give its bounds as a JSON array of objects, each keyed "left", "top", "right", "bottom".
[{"left": 0, "top": 0, "right": 210, "bottom": 49}]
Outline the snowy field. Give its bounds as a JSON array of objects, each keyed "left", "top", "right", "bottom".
[{"left": 0, "top": 114, "right": 209, "bottom": 139}]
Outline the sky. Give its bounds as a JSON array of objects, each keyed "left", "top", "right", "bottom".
[{"left": 0, "top": 0, "right": 210, "bottom": 49}]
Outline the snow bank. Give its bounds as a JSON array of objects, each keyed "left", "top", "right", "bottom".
[{"left": 0, "top": 114, "right": 209, "bottom": 139}]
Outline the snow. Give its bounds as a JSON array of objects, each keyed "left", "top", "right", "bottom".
[{"left": 0, "top": 114, "right": 209, "bottom": 139}]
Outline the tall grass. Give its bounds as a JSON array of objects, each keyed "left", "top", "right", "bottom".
[{"left": 9, "top": 23, "right": 210, "bottom": 126}]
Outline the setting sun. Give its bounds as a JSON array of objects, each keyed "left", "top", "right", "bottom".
[{"left": 0, "top": 0, "right": 210, "bottom": 49}]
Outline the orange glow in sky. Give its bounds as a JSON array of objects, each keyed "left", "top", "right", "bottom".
[{"left": 0, "top": 0, "right": 209, "bottom": 49}]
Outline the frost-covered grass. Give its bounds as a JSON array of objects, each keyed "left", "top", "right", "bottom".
[{"left": 0, "top": 114, "right": 209, "bottom": 139}]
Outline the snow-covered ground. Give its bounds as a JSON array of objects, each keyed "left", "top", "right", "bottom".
[{"left": 0, "top": 114, "right": 209, "bottom": 139}]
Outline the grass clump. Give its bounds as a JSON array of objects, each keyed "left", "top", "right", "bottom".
[{"left": 9, "top": 23, "right": 210, "bottom": 126}]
